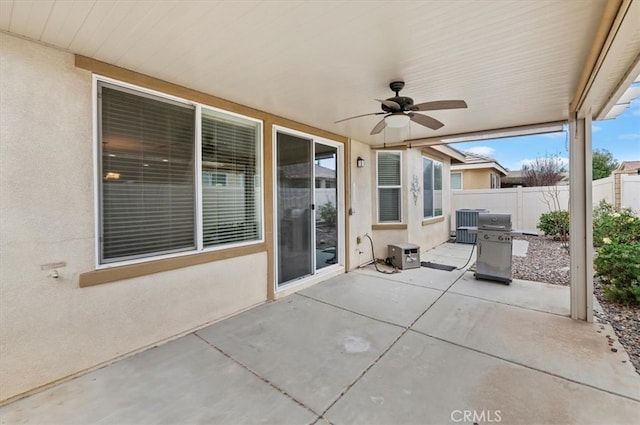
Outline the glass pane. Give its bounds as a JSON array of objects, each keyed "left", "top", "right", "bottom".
[
  {"left": 434, "top": 161, "right": 443, "bottom": 216},
  {"left": 201, "top": 108, "right": 261, "bottom": 247},
  {"left": 377, "top": 152, "right": 401, "bottom": 185},
  {"left": 451, "top": 173, "right": 462, "bottom": 190},
  {"left": 277, "top": 132, "right": 312, "bottom": 285},
  {"left": 99, "top": 83, "right": 195, "bottom": 263},
  {"left": 315, "top": 143, "right": 338, "bottom": 270},
  {"left": 379, "top": 188, "right": 400, "bottom": 222},
  {"left": 423, "top": 158, "right": 434, "bottom": 218}
]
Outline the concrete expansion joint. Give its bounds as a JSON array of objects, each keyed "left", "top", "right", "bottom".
[
  {"left": 409, "top": 330, "right": 640, "bottom": 404},
  {"left": 192, "top": 333, "right": 322, "bottom": 418},
  {"left": 446, "top": 289, "right": 571, "bottom": 318},
  {"left": 295, "top": 292, "right": 407, "bottom": 330},
  {"left": 313, "top": 271, "right": 471, "bottom": 421}
]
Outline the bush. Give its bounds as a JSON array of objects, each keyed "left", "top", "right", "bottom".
[
  {"left": 318, "top": 201, "right": 337, "bottom": 227},
  {"left": 537, "top": 210, "right": 569, "bottom": 239},
  {"left": 592, "top": 201, "right": 640, "bottom": 305},
  {"left": 594, "top": 242, "right": 640, "bottom": 305},
  {"left": 593, "top": 200, "right": 640, "bottom": 247}
]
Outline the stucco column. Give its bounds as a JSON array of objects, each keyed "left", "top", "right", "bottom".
[{"left": 568, "top": 111, "right": 594, "bottom": 322}]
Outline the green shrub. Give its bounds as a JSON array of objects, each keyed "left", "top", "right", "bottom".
[
  {"left": 537, "top": 210, "right": 569, "bottom": 239},
  {"left": 593, "top": 200, "right": 640, "bottom": 247},
  {"left": 594, "top": 242, "right": 640, "bottom": 305},
  {"left": 318, "top": 201, "right": 337, "bottom": 227}
]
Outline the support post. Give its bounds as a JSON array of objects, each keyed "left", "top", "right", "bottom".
[{"left": 568, "top": 111, "right": 594, "bottom": 321}]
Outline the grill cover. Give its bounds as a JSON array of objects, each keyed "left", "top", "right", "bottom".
[{"left": 477, "top": 213, "right": 512, "bottom": 231}]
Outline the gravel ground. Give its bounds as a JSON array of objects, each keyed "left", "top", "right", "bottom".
[{"left": 512, "top": 235, "right": 640, "bottom": 375}]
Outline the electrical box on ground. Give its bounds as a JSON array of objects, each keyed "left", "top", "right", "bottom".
[{"left": 388, "top": 243, "right": 420, "bottom": 270}]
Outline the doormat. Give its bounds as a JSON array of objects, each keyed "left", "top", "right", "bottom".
[{"left": 420, "top": 261, "right": 456, "bottom": 271}]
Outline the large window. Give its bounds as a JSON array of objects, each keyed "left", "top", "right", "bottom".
[
  {"left": 98, "top": 81, "right": 261, "bottom": 265},
  {"left": 377, "top": 151, "right": 402, "bottom": 222},
  {"left": 423, "top": 156, "right": 443, "bottom": 218}
]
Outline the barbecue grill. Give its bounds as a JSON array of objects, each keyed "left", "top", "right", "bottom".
[{"left": 472, "top": 213, "right": 514, "bottom": 283}]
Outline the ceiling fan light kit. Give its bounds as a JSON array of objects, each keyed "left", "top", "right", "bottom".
[
  {"left": 385, "top": 113, "right": 410, "bottom": 128},
  {"left": 335, "top": 81, "right": 467, "bottom": 135}
]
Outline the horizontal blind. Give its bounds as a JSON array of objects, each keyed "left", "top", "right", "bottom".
[
  {"left": 378, "top": 152, "right": 401, "bottom": 222},
  {"left": 378, "top": 188, "right": 400, "bottom": 222},
  {"left": 451, "top": 173, "right": 462, "bottom": 190},
  {"left": 377, "top": 152, "right": 401, "bottom": 186},
  {"left": 201, "top": 109, "right": 260, "bottom": 247},
  {"left": 99, "top": 83, "right": 196, "bottom": 263}
]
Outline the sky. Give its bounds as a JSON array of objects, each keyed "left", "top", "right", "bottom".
[{"left": 451, "top": 97, "right": 640, "bottom": 171}]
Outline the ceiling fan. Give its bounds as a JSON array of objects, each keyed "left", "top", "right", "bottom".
[{"left": 335, "top": 81, "right": 467, "bottom": 135}]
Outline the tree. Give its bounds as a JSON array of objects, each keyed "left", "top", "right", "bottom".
[
  {"left": 522, "top": 153, "right": 566, "bottom": 187},
  {"left": 592, "top": 149, "right": 618, "bottom": 180}
]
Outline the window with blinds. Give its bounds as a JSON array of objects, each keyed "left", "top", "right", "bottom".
[
  {"left": 201, "top": 109, "right": 261, "bottom": 247},
  {"left": 99, "top": 83, "right": 196, "bottom": 263},
  {"left": 98, "top": 81, "right": 262, "bottom": 265},
  {"left": 377, "top": 151, "right": 402, "bottom": 223},
  {"left": 423, "top": 156, "right": 443, "bottom": 218},
  {"left": 451, "top": 172, "right": 463, "bottom": 190}
]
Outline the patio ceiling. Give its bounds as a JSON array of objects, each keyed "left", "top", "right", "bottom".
[{"left": 1, "top": 0, "right": 638, "bottom": 145}]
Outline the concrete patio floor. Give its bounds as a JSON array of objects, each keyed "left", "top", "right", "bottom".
[{"left": 1, "top": 242, "right": 639, "bottom": 425}]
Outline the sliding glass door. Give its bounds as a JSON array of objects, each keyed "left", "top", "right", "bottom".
[{"left": 276, "top": 131, "right": 340, "bottom": 287}]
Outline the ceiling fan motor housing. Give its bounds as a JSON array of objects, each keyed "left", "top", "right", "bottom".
[{"left": 381, "top": 96, "right": 414, "bottom": 112}]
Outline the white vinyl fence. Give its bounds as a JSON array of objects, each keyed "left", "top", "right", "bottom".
[
  {"left": 621, "top": 174, "right": 640, "bottom": 210},
  {"left": 451, "top": 175, "right": 639, "bottom": 232}
]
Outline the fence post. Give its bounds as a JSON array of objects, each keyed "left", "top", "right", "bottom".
[{"left": 516, "top": 185, "right": 523, "bottom": 230}]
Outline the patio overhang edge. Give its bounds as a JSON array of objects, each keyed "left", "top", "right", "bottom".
[{"left": 383, "top": 121, "right": 566, "bottom": 148}]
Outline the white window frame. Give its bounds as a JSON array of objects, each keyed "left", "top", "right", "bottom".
[
  {"left": 490, "top": 172, "right": 501, "bottom": 189},
  {"left": 376, "top": 150, "right": 403, "bottom": 223},
  {"left": 93, "top": 75, "right": 264, "bottom": 269},
  {"left": 423, "top": 155, "right": 443, "bottom": 219},
  {"left": 451, "top": 172, "right": 463, "bottom": 190}
]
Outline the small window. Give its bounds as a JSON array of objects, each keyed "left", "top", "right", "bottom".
[
  {"left": 377, "top": 151, "right": 402, "bottom": 222},
  {"left": 490, "top": 172, "right": 501, "bottom": 189},
  {"left": 451, "top": 172, "right": 463, "bottom": 190},
  {"left": 423, "top": 157, "right": 443, "bottom": 218}
]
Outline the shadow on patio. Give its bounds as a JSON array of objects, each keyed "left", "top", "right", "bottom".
[{"left": 1, "top": 243, "right": 638, "bottom": 425}]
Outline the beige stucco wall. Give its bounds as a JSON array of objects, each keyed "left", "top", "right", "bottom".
[
  {"left": 349, "top": 140, "right": 375, "bottom": 268},
  {"left": 350, "top": 147, "right": 451, "bottom": 266},
  {"left": 410, "top": 149, "right": 452, "bottom": 252},
  {"left": 0, "top": 34, "right": 267, "bottom": 402},
  {"left": 459, "top": 168, "right": 492, "bottom": 189}
]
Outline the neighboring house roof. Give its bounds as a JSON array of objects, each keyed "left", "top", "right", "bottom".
[
  {"left": 617, "top": 161, "right": 640, "bottom": 172},
  {"left": 450, "top": 151, "right": 509, "bottom": 175},
  {"left": 502, "top": 170, "right": 569, "bottom": 186}
]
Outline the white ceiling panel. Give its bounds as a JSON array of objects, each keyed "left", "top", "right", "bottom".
[
  {"left": 38, "top": 0, "right": 97, "bottom": 48},
  {"left": 2, "top": 0, "right": 637, "bottom": 145}
]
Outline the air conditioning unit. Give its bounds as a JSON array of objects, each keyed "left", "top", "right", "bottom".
[{"left": 388, "top": 243, "right": 420, "bottom": 270}]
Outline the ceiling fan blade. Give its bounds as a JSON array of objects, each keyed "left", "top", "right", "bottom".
[
  {"left": 410, "top": 100, "right": 467, "bottom": 111},
  {"left": 409, "top": 113, "right": 444, "bottom": 130},
  {"left": 335, "top": 112, "right": 385, "bottom": 123},
  {"left": 375, "top": 99, "right": 401, "bottom": 111},
  {"left": 370, "top": 117, "right": 388, "bottom": 135}
]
